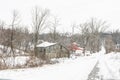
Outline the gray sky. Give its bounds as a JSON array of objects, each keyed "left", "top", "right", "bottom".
[{"left": 0, "top": 0, "right": 120, "bottom": 33}]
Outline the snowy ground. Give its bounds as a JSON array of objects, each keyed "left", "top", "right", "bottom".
[
  {"left": 86, "top": 52, "right": 120, "bottom": 80},
  {"left": 86, "top": 46, "right": 120, "bottom": 80},
  {"left": 0, "top": 56, "right": 98, "bottom": 80},
  {"left": 87, "top": 61, "right": 99, "bottom": 80},
  {"left": 98, "top": 52, "right": 120, "bottom": 80},
  {"left": 0, "top": 46, "right": 120, "bottom": 80}
]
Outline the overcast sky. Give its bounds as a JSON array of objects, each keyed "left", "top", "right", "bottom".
[{"left": 0, "top": 0, "right": 120, "bottom": 33}]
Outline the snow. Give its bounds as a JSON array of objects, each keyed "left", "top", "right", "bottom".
[
  {"left": 0, "top": 44, "right": 29, "bottom": 67},
  {"left": 0, "top": 45, "right": 120, "bottom": 80},
  {"left": 75, "top": 50, "right": 83, "bottom": 54},
  {"left": 36, "top": 42, "right": 56, "bottom": 48},
  {"left": 98, "top": 52, "right": 120, "bottom": 79},
  {"left": 87, "top": 46, "right": 120, "bottom": 80},
  {"left": 5, "top": 56, "right": 29, "bottom": 66},
  {"left": 0, "top": 45, "right": 26, "bottom": 55},
  {"left": 90, "top": 46, "right": 120, "bottom": 79},
  {"left": 0, "top": 56, "right": 29, "bottom": 68},
  {"left": 0, "top": 56, "right": 98, "bottom": 80}
]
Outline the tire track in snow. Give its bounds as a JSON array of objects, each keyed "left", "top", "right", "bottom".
[
  {"left": 87, "top": 61, "right": 100, "bottom": 80},
  {"left": 98, "top": 54, "right": 120, "bottom": 80}
]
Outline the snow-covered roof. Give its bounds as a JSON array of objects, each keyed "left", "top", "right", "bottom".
[{"left": 36, "top": 42, "right": 56, "bottom": 48}]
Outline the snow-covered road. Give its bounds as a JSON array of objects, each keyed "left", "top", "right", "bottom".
[
  {"left": 98, "top": 53, "right": 120, "bottom": 80},
  {"left": 87, "top": 52, "right": 120, "bottom": 80},
  {"left": 0, "top": 56, "right": 98, "bottom": 80}
]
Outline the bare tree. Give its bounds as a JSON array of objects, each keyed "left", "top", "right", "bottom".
[
  {"left": 71, "top": 23, "right": 77, "bottom": 42},
  {"left": 0, "top": 21, "right": 7, "bottom": 69},
  {"left": 110, "top": 30, "right": 120, "bottom": 52},
  {"left": 8, "top": 10, "right": 20, "bottom": 67},
  {"left": 49, "top": 16, "right": 60, "bottom": 42},
  {"left": 32, "top": 7, "right": 50, "bottom": 57},
  {"left": 13, "top": 27, "right": 29, "bottom": 53},
  {"left": 79, "top": 18, "right": 108, "bottom": 54},
  {"left": 88, "top": 18, "right": 108, "bottom": 53},
  {"left": 0, "top": 20, "right": 5, "bottom": 44},
  {"left": 10, "top": 10, "right": 20, "bottom": 56},
  {"left": 79, "top": 23, "right": 90, "bottom": 54}
]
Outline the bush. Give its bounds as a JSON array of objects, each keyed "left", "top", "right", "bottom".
[
  {"left": 0, "top": 60, "right": 8, "bottom": 70},
  {"left": 25, "top": 56, "right": 44, "bottom": 67}
]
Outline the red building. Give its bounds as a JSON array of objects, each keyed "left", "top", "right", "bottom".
[{"left": 68, "top": 42, "right": 83, "bottom": 51}]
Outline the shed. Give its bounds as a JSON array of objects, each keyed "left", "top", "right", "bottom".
[{"left": 36, "top": 42, "right": 70, "bottom": 59}]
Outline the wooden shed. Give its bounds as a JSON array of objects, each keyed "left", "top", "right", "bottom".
[{"left": 36, "top": 42, "right": 70, "bottom": 59}]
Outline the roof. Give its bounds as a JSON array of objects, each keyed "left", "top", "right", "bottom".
[{"left": 36, "top": 42, "right": 56, "bottom": 48}]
